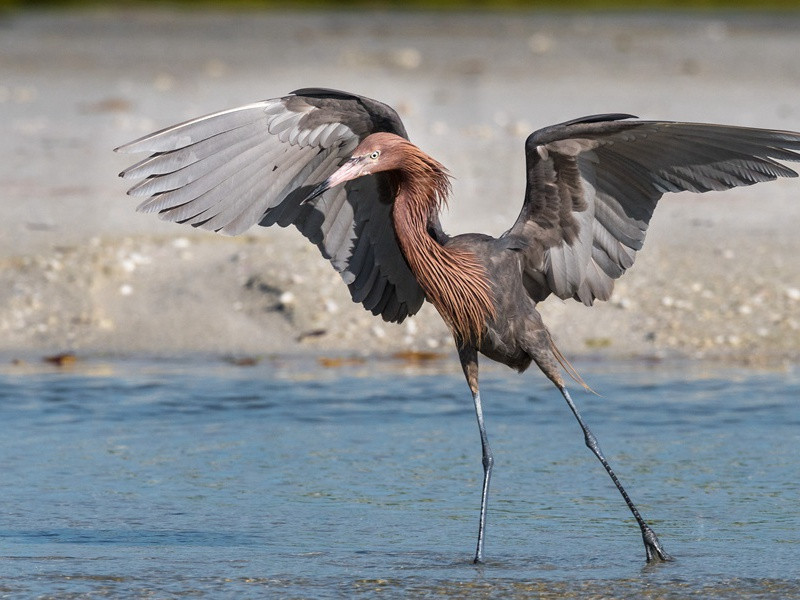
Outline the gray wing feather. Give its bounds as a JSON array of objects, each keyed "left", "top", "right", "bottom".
[
  {"left": 547, "top": 196, "right": 595, "bottom": 299},
  {"left": 316, "top": 189, "right": 354, "bottom": 264},
  {"left": 116, "top": 90, "right": 425, "bottom": 323},
  {"left": 121, "top": 103, "right": 271, "bottom": 153},
  {"left": 508, "top": 117, "right": 800, "bottom": 305}
]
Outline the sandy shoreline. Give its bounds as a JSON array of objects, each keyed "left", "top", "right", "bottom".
[{"left": 2, "top": 9, "right": 799, "bottom": 366}]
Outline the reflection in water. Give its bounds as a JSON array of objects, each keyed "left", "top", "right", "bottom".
[{"left": 0, "top": 358, "right": 798, "bottom": 598}]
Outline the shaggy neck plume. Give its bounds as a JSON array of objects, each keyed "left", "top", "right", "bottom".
[{"left": 390, "top": 146, "right": 495, "bottom": 345}]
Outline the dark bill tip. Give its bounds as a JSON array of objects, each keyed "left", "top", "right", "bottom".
[
  {"left": 302, "top": 179, "right": 332, "bottom": 204},
  {"left": 302, "top": 156, "right": 364, "bottom": 204}
]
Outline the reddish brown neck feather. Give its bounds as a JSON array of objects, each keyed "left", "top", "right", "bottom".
[{"left": 388, "top": 143, "right": 495, "bottom": 345}]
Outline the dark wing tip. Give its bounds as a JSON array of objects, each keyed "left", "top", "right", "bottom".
[
  {"left": 525, "top": 113, "right": 639, "bottom": 148},
  {"left": 558, "top": 113, "right": 638, "bottom": 127},
  {"left": 290, "top": 87, "right": 361, "bottom": 99}
]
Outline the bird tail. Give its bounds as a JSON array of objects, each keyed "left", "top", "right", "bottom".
[{"left": 547, "top": 333, "right": 597, "bottom": 395}]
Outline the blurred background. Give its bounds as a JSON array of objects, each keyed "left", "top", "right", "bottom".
[
  {"left": 3, "top": 0, "right": 800, "bottom": 8},
  {"left": 3, "top": 6, "right": 799, "bottom": 597},
  {"left": 1, "top": 1, "right": 799, "bottom": 359}
]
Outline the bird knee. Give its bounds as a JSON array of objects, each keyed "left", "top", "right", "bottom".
[
  {"left": 584, "top": 431, "right": 599, "bottom": 452},
  {"left": 529, "top": 348, "right": 565, "bottom": 388},
  {"left": 482, "top": 451, "right": 494, "bottom": 471}
]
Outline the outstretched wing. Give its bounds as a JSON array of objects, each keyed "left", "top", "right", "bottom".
[
  {"left": 506, "top": 115, "right": 800, "bottom": 305},
  {"left": 116, "top": 88, "right": 424, "bottom": 323}
]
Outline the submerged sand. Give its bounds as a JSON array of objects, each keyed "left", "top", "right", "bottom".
[{"left": 2, "top": 10, "right": 799, "bottom": 366}]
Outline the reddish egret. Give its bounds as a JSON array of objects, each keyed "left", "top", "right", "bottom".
[{"left": 116, "top": 88, "right": 800, "bottom": 564}]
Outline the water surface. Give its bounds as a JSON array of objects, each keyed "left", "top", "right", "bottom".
[{"left": 1, "top": 357, "right": 798, "bottom": 598}]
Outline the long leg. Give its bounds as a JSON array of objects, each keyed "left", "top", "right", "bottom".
[
  {"left": 458, "top": 345, "right": 493, "bottom": 564},
  {"left": 559, "top": 384, "right": 672, "bottom": 562},
  {"left": 529, "top": 331, "right": 671, "bottom": 563}
]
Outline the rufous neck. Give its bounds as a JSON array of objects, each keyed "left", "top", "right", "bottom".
[{"left": 392, "top": 177, "right": 494, "bottom": 345}]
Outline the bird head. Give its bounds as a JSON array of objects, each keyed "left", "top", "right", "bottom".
[{"left": 303, "top": 133, "right": 403, "bottom": 202}]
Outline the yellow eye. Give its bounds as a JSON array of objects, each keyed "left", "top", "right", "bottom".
[{"left": 369, "top": 151, "right": 380, "bottom": 160}]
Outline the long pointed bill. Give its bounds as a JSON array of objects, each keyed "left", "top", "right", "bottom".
[{"left": 302, "top": 156, "right": 365, "bottom": 203}]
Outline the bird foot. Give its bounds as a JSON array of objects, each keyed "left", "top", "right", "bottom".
[{"left": 642, "top": 526, "right": 673, "bottom": 563}]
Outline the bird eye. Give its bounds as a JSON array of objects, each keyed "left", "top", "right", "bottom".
[{"left": 369, "top": 151, "right": 380, "bottom": 160}]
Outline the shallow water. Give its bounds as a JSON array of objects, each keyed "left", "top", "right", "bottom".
[{"left": 1, "top": 357, "right": 798, "bottom": 598}]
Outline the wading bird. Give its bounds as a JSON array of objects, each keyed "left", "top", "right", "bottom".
[{"left": 116, "top": 88, "right": 800, "bottom": 564}]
